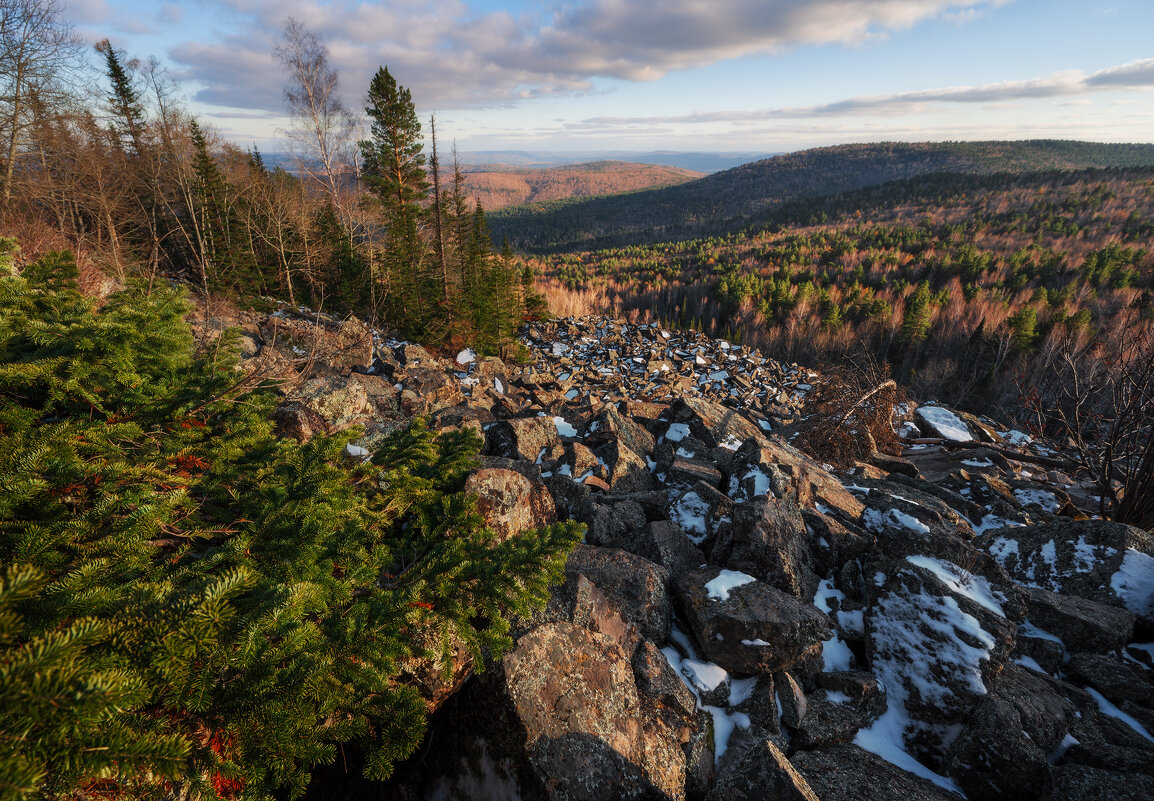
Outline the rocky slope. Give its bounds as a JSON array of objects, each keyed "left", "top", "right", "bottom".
[{"left": 200, "top": 306, "right": 1154, "bottom": 801}]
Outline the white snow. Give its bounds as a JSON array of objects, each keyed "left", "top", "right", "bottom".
[
  {"left": 672, "top": 491, "right": 711, "bottom": 543},
  {"left": 1018, "top": 620, "right": 1066, "bottom": 648},
  {"left": 551, "top": 342, "right": 569, "bottom": 356},
  {"left": 661, "top": 633, "right": 749, "bottom": 765},
  {"left": 1040, "top": 541, "right": 1057, "bottom": 568},
  {"left": 728, "top": 677, "right": 759, "bottom": 706},
  {"left": 837, "top": 608, "right": 865, "bottom": 638},
  {"left": 863, "top": 507, "right": 931, "bottom": 535},
  {"left": 705, "top": 570, "right": 757, "bottom": 602},
  {"left": 916, "top": 406, "right": 973, "bottom": 442},
  {"left": 822, "top": 635, "right": 855, "bottom": 672},
  {"left": 1012, "top": 655, "right": 1049, "bottom": 675},
  {"left": 665, "top": 423, "right": 691, "bottom": 442},
  {"left": 825, "top": 690, "right": 852, "bottom": 704},
  {"left": 719, "top": 435, "right": 744, "bottom": 451},
  {"left": 1072, "top": 535, "right": 1116, "bottom": 573},
  {"left": 552, "top": 416, "right": 578, "bottom": 438},
  {"left": 1014, "top": 488, "right": 1060, "bottom": 513},
  {"left": 455, "top": 348, "right": 476, "bottom": 364},
  {"left": 858, "top": 581, "right": 995, "bottom": 794},
  {"left": 1086, "top": 688, "right": 1154, "bottom": 744},
  {"left": 563, "top": 389, "right": 579, "bottom": 400},
  {"left": 345, "top": 443, "right": 371, "bottom": 461},
  {"left": 974, "top": 514, "right": 1024, "bottom": 536},
  {"left": 961, "top": 458, "right": 995, "bottom": 468},
  {"left": 1001, "top": 430, "right": 1033, "bottom": 446},
  {"left": 814, "top": 578, "right": 846, "bottom": 614},
  {"left": 494, "top": 377, "right": 504, "bottom": 393},
  {"left": 905, "top": 555, "right": 1006, "bottom": 617},
  {"left": 741, "top": 638, "right": 771, "bottom": 646},
  {"left": 1110, "top": 548, "right": 1154, "bottom": 618},
  {"left": 681, "top": 659, "right": 729, "bottom": 693}
]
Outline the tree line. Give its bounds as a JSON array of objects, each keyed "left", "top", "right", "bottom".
[{"left": 0, "top": 2, "right": 541, "bottom": 352}]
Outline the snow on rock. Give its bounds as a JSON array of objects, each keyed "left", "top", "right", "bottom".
[
  {"left": 865, "top": 565, "right": 1009, "bottom": 768},
  {"left": 680, "top": 659, "right": 729, "bottom": 694},
  {"left": 905, "top": 556, "right": 1006, "bottom": 617},
  {"left": 665, "top": 422, "right": 691, "bottom": 442},
  {"left": 915, "top": 405, "right": 973, "bottom": 442},
  {"left": 672, "top": 491, "right": 712, "bottom": 544},
  {"left": 1013, "top": 488, "right": 1060, "bottom": 512},
  {"left": 552, "top": 416, "right": 578, "bottom": 438},
  {"left": 705, "top": 569, "right": 757, "bottom": 602},
  {"left": 863, "top": 507, "right": 931, "bottom": 535},
  {"left": 1111, "top": 548, "right": 1154, "bottom": 619},
  {"left": 455, "top": 348, "right": 476, "bottom": 364}
]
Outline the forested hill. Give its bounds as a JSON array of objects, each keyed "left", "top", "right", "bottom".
[
  {"left": 490, "top": 140, "right": 1154, "bottom": 253},
  {"left": 461, "top": 160, "right": 703, "bottom": 210}
]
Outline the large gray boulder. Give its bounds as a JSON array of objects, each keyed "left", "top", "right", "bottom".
[
  {"left": 709, "top": 494, "right": 816, "bottom": 600},
  {"left": 790, "top": 743, "right": 961, "bottom": 801},
  {"left": 865, "top": 556, "right": 1018, "bottom": 766},
  {"left": 984, "top": 520, "right": 1154, "bottom": 624},
  {"left": 674, "top": 567, "right": 831, "bottom": 675}
]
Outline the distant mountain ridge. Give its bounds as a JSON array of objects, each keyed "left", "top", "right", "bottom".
[
  {"left": 490, "top": 140, "right": 1154, "bottom": 253},
  {"left": 460, "top": 160, "right": 704, "bottom": 210}
]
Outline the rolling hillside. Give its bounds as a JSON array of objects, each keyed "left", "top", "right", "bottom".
[
  {"left": 491, "top": 140, "right": 1154, "bottom": 253},
  {"left": 461, "top": 160, "right": 703, "bottom": 210}
]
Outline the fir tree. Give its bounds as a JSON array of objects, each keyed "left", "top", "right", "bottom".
[{"left": 0, "top": 251, "right": 581, "bottom": 800}]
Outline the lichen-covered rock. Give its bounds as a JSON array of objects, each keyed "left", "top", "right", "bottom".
[
  {"left": 566, "top": 545, "right": 672, "bottom": 645},
  {"left": 298, "top": 373, "right": 374, "bottom": 428},
  {"left": 486, "top": 416, "right": 562, "bottom": 462},
  {"left": 464, "top": 468, "right": 556, "bottom": 542}
]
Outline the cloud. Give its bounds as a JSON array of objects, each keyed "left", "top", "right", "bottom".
[
  {"left": 163, "top": 0, "right": 1013, "bottom": 111},
  {"left": 582, "top": 58, "right": 1154, "bottom": 126}
]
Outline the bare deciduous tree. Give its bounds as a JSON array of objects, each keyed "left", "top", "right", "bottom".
[
  {"left": 0, "top": 0, "right": 81, "bottom": 209},
  {"left": 1023, "top": 310, "right": 1154, "bottom": 531},
  {"left": 275, "top": 17, "right": 355, "bottom": 221}
]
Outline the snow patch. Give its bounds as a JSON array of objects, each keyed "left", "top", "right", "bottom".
[
  {"left": 705, "top": 570, "right": 757, "bottom": 602},
  {"left": 916, "top": 406, "right": 973, "bottom": 442},
  {"left": 905, "top": 555, "right": 1006, "bottom": 617},
  {"left": 665, "top": 423, "right": 691, "bottom": 442},
  {"left": 552, "top": 416, "right": 578, "bottom": 438},
  {"left": 455, "top": 348, "right": 476, "bottom": 364},
  {"left": 1110, "top": 549, "right": 1154, "bottom": 618},
  {"left": 863, "top": 507, "right": 931, "bottom": 535}
]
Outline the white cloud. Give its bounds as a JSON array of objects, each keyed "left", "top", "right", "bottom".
[
  {"left": 162, "top": 0, "right": 1014, "bottom": 111},
  {"left": 581, "top": 58, "right": 1154, "bottom": 126}
]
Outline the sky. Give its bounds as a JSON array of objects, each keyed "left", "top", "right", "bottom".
[{"left": 67, "top": 0, "right": 1154, "bottom": 157}]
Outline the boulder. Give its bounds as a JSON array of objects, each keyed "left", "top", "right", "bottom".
[
  {"left": 464, "top": 468, "right": 556, "bottom": 542},
  {"left": 674, "top": 567, "right": 831, "bottom": 675},
  {"left": 1048, "top": 764, "right": 1154, "bottom": 801},
  {"left": 486, "top": 417, "right": 562, "bottom": 463},
  {"left": 795, "top": 671, "right": 887, "bottom": 748},
  {"left": 733, "top": 437, "right": 864, "bottom": 519},
  {"left": 502, "top": 622, "right": 666, "bottom": 800},
  {"left": 706, "top": 738, "right": 819, "bottom": 801},
  {"left": 790, "top": 743, "right": 961, "bottom": 801},
  {"left": 945, "top": 672, "right": 1069, "bottom": 800},
  {"left": 1065, "top": 653, "right": 1154, "bottom": 708},
  {"left": 865, "top": 556, "right": 1017, "bottom": 765},
  {"left": 566, "top": 545, "right": 672, "bottom": 645},
  {"left": 984, "top": 520, "right": 1154, "bottom": 624},
  {"left": 600, "top": 440, "right": 654, "bottom": 494},
  {"left": 1024, "top": 586, "right": 1135, "bottom": 654},
  {"left": 298, "top": 374, "right": 374, "bottom": 428},
  {"left": 709, "top": 494, "right": 816, "bottom": 600}
]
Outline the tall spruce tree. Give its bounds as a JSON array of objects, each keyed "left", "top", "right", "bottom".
[{"left": 359, "top": 67, "right": 436, "bottom": 338}]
